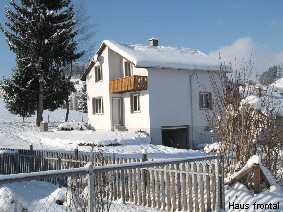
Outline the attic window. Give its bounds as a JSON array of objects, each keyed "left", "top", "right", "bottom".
[
  {"left": 125, "top": 61, "right": 132, "bottom": 77},
  {"left": 95, "top": 66, "right": 102, "bottom": 82}
]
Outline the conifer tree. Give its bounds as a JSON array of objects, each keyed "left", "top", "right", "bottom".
[
  {"left": 259, "top": 65, "right": 283, "bottom": 85},
  {"left": 77, "top": 83, "right": 88, "bottom": 113},
  {"left": 0, "top": 0, "right": 83, "bottom": 126}
]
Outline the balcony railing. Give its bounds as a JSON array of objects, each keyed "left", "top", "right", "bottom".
[{"left": 109, "top": 75, "right": 148, "bottom": 93}]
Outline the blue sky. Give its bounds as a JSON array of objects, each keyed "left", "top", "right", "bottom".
[{"left": 1, "top": 0, "right": 283, "bottom": 80}]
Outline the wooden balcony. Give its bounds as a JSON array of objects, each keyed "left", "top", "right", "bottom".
[{"left": 109, "top": 75, "right": 148, "bottom": 93}]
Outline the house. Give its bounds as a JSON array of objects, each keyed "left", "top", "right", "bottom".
[{"left": 81, "top": 38, "right": 223, "bottom": 149}]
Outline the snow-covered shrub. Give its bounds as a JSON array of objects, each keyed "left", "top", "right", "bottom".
[
  {"left": 57, "top": 122, "right": 86, "bottom": 131},
  {"left": 203, "top": 60, "right": 283, "bottom": 185}
]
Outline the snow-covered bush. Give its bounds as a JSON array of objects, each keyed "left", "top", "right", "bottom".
[
  {"left": 203, "top": 60, "right": 283, "bottom": 185},
  {"left": 57, "top": 122, "right": 86, "bottom": 131}
]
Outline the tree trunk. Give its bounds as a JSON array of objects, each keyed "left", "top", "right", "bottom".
[
  {"left": 65, "top": 101, "right": 70, "bottom": 122},
  {"left": 65, "top": 62, "right": 73, "bottom": 122},
  {"left": 36, "top": 80, "right": 44, "bottom": 126}
]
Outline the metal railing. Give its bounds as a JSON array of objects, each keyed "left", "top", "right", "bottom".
[{"left": 0, "top": 155, "right": 224, "bottom": 212}]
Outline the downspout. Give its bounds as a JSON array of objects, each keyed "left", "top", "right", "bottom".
[{"left": 189, "top": 71, "right": 196, "bottom": 149}]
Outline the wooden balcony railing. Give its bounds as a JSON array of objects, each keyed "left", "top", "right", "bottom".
[{"left": 109, "top": 75, "right": 148, "bottom": 93}]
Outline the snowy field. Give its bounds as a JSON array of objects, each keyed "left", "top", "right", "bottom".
[{"left": 0, "top": 98, "right": 282, "bottom": 211}]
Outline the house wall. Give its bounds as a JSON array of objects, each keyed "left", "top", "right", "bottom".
[
  {"left": 86, "top": 47, "right": 112, "bottom": 131},
  {"left": 122, "top": 90, "right": 150, "bottom": 132},
  {"left": 109, "top": 49, "right": 123, "bottom": 80},
  {"left": 147, "top": 68, "right": 219, "bottom": 149},
  {"left": 87, "top": 47, "right": 150, "bottom": 132}
]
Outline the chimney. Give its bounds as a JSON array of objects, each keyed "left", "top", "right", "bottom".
[{"left": 149, "top": 38, "right": 158, "bottom": 46}]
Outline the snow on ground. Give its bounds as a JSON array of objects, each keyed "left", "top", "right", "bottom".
[
  {"left": 0, "top": 98, "right": 205, "bottom": 159},
  {"left": 0, "top": 98, "right": 283, "bottom": 211}
]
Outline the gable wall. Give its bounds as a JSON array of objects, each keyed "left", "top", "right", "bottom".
[
  {"left": 108, "top": 49, "right": 123, "bottom": 80},
  {"left": 86, "top": 47, "right": 112, "bottom": 130}
]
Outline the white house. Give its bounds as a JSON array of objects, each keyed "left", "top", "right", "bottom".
[{"left": 81, "top": 38, "right": 223, "bottom": 149}]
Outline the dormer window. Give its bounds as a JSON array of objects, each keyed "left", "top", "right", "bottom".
[{"left": 125, "top": 61, "right": 132, "bottom": 77}]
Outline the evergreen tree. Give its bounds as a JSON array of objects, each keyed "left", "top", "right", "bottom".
[
  {"left": 259, "top": 65, "right": 283, "bottom": 85},
  {"left": 1, "top": 61, "right": 38, "bottom": 120},
  {"left": 77, "top": 83, "right": 88, "bottom": 113},
  {"left": 0, "top": 0, "right": 83, "bottom": 126}
]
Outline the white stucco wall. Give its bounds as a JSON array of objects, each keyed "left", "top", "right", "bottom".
[
  {"left": 123, "top": 90, "right": 150, "bottom": 132},
  {"left": 147, "top": 68, "right": 220, "bottom": 148},
  {"left": 86, "top": 47, "right": 112, "bottom": 130},
  {"left": 87, "top": 47, "right": 150, "bottom": 132},
  {"left": 147, "top": 68, "right": 192, "bottom": 146},
  {"left": 109, "top": 49, "right": 123, "bottom": 80}
]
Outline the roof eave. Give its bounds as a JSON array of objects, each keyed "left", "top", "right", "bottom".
[
  {"left": 80, "top": 60, "right": 95, "bottom": 81},
  {"left": 135, "top": 64, "right": 225, "bottom": 72}
]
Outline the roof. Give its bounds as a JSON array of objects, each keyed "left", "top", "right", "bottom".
[
  {"left": 81, "top": 40, "right": 222, "bottom": 81},
  {"left": 104, "top": 40, "right": 220, "bottom": 70}
]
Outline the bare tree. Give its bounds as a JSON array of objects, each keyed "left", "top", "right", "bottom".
[{"left": 203, "top": 57, "right": 283, "bottom": 184}]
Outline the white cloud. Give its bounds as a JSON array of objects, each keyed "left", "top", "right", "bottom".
[
  {"left": 209, "top": 37, "right": 254, "bottom": 73},
  {"left": 209, "top": 37, "right": 283, "bottom": 80}
]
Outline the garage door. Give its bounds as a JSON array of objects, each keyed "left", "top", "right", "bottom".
[{"left": 162, "top": 126, "right": 189, "bottom": 149}]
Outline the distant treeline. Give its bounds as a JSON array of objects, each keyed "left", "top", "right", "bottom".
[{"left": 259, "top": 65, "right": 283, "bottom": 85}]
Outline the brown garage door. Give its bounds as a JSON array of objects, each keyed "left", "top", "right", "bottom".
[{"left": 162, "top": 126, "right": 189, "bottom": 149}]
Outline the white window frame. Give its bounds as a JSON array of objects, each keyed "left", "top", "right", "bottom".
[
  {"left": 95, "top": 66, "right": 102, "bottom": 82},
  {"left": 125, "top": 61, "right": 132, "bottom": 77},
  {"left": 199, "top": 92, "right": 212, "bottom": 109},
  {"left": 130, "top": 93, "right": 140, "bottom": 113},
  {"left": 93, "top": 97, "right": 103, "bottom": 114}
]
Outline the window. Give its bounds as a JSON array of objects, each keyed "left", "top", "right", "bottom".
[
  {"left": 130, "top": 93, "right": 140, "bottom": 113},
  {"left": 92, "top": 97, "right": 103, "bottom": 114},
  {"left": 125, "top": 61, "right": 132, "bottom": 77},
  {"left": 95, "top": 66, "right": 102, "bottom": 82},
  {"left": 199, "top": 92, "right": 212, "bottom": 109}
]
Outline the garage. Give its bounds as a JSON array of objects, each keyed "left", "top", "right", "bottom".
[{"left": 162, "top": 126, "right": 189, "bottom": 149}]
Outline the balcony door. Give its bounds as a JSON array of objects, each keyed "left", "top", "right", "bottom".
[{"left": 112, "top": 98, "right": 123, "bottom": 126}]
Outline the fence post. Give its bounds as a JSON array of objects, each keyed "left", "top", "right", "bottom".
[
  {"left": 30, "top": 144, "right": 34, "bottom": 172},
  {"left": 88, "top": 163, "right": 94, "bottom": 212},
  {"left": 14, "top": 152, "right": 19, "bottom": 174},
  {"left": 74, "top": 146, "right": 79, "bottom": 168},
  {"left": 215, "top": 156, "right": 220, "bottom": 212},
  {"left": 142, "top": 152, "right": 149, "bottom": 196},
  {"left": 253, "top": 164, "right": 261, "bottom": 194},
  {"left": 142, "top": 153, "right": 147, "bottom": 162},
  {"left": 58, "top": 157, "right": 62, "bottom": 170},
  {"left": 121, "top": 169, "right": 126, "bottom": 204},
  {"left": 220, "top": 155, "right": 225, "bottom": 210}
]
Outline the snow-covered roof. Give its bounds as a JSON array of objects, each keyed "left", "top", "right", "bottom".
[
  {"left": 81, "top": 39, "right": 223, "bottom": 81},
  {"left": 101, "top": 40, "right": 220, "bottom": 71}
]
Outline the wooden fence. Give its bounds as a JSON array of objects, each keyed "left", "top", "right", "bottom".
[
  {"left": 0, "top": 146, "right": 141, "bottom": 175},
  {"left": 107, "top": 156, "right": 224, "bottom": 211},
  {"left": 0, "top": 147, "right": 225, "bottom": 211},
  {"left": 75, "top": 155, "right": 225, "bottom": 211}
]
